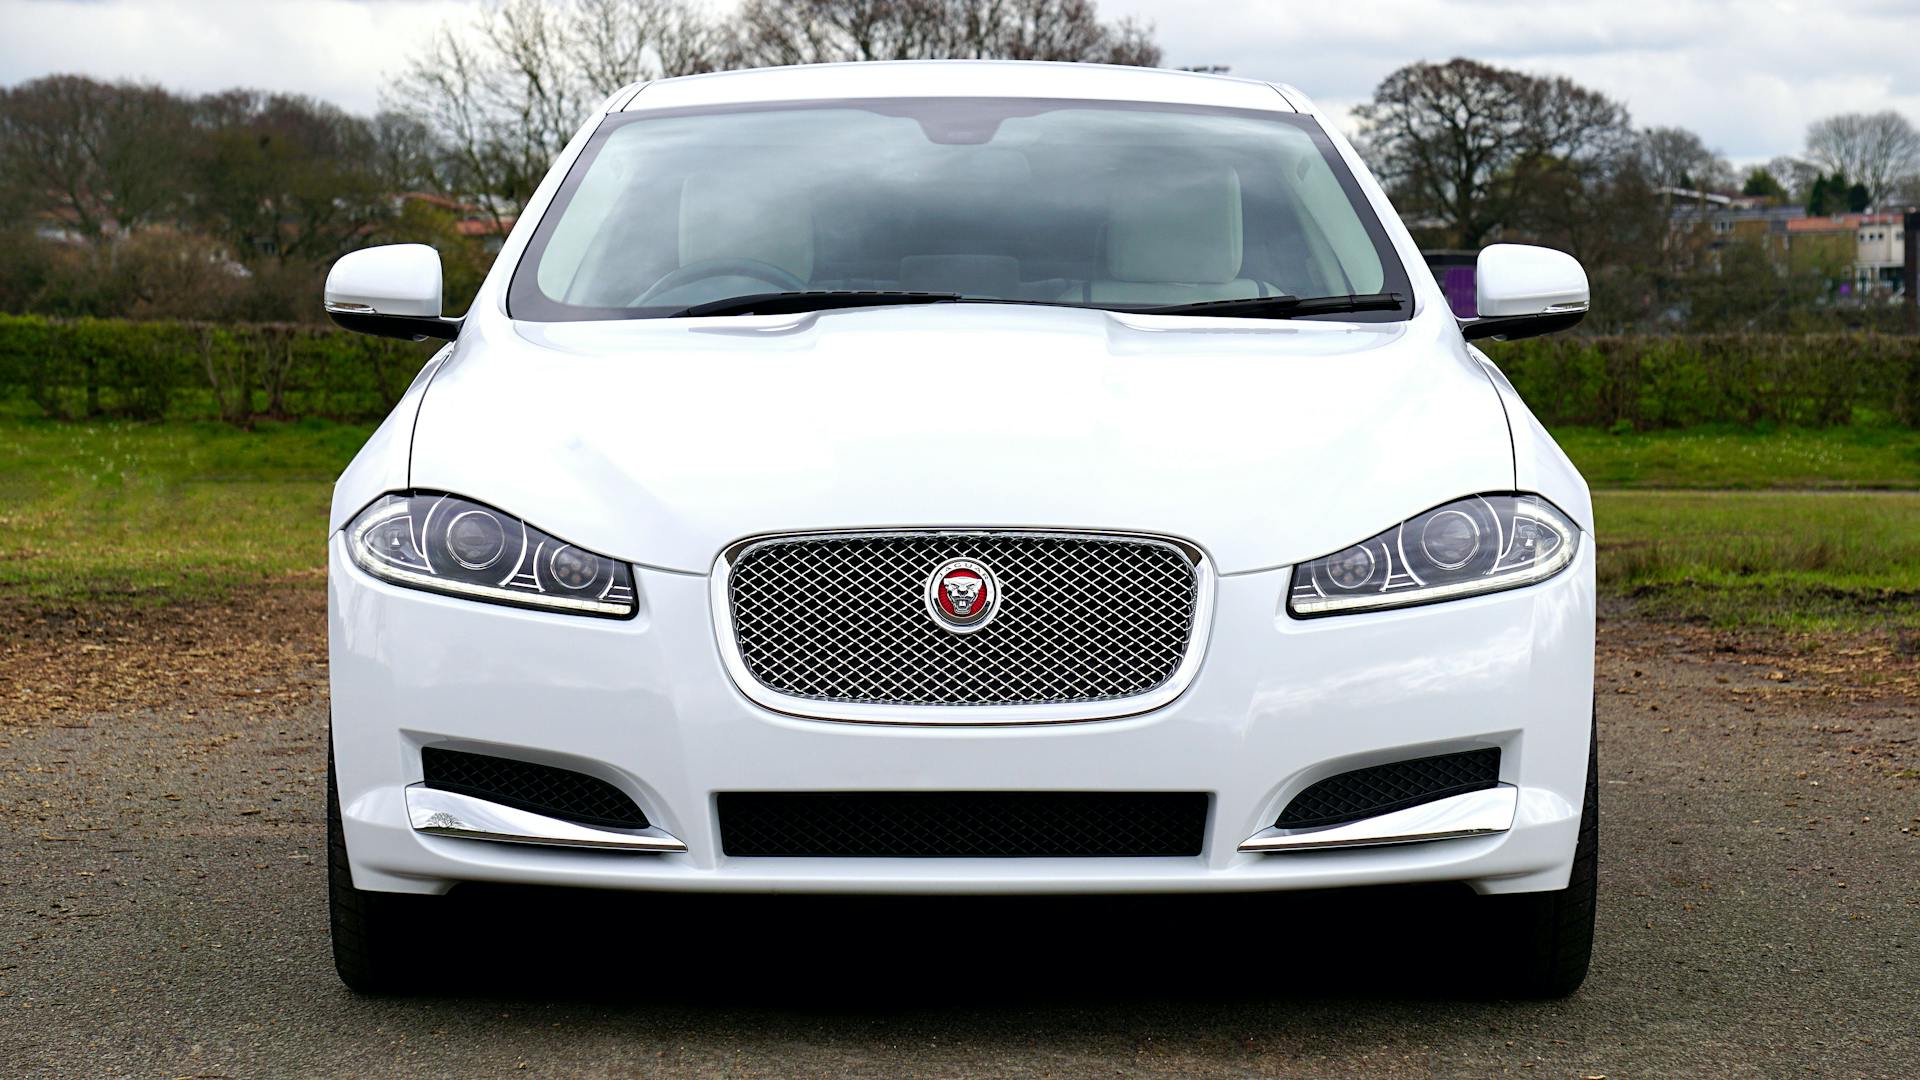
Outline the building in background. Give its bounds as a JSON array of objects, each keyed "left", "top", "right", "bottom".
[
  {"left": 1414, "top": 193, "right": 1915, "bottom": 313},
  {"left": 1783, "top": 213, "right": 1908, "bottom": 294},
  {"left": 1850, "top": 213, "right": 1908, "bottom": 293},
  {"left": 1661, "top": 197, "right": 1911, "bottom": 296},
  {"left": 394, "top": 193, "right": 515, "bottom": 254}
]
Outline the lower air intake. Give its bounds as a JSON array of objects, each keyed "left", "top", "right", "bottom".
[
  {"left": 1276, "top": 748, "right": 1501, "bottom": 830},
  {"left": 719, "top": 791, "right": 1208, "bottom": 857},
  {"left": 420, "top": 747, "right": 648, "bottom": 830}
]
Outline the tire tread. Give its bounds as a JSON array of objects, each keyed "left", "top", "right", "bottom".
[
  {"left": 328, "top": 748, "right": 430, "bottom": 994},
  {"left": 1486, "top": 717, "right": 1599, "bottom": 999}
]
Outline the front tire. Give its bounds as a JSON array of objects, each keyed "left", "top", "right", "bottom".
[
  {"left": 327, "top": 748, "right": 437, "bottom": 993},
  {"left": 1482, "top": 719, "right": 1599, "bottom": 999}
]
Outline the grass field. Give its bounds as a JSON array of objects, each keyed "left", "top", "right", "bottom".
[
  {"left": 1593, "top": 491, "right": 1920, "bottom": 628},
  {"left": 1557, "top": 426, "right": 1920, "bottom": 490},
  {"left": 2, "top": 418, "right": 1917, "bottom": 629},
  {"left": 0, "top": 418, "right": 369, "bottom": 605}
]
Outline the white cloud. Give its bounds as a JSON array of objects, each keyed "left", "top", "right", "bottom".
[
  {"left": 1, "top": 0, "right": 1916, "bottom": 165},
  {"left": 0, "top": 0, "right": 470, "bottom": 114},
  {"left": 1116, "top": 0, "right": 1920, "bottom": 163}
]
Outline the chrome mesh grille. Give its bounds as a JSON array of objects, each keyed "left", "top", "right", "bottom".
[{"left": 725, "top": 532, "right": 1200, "bottom": 707}]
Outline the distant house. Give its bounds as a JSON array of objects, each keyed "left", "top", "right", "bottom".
[
  {"left": 1411, "top": 196, "right": 1912, "bottom": 307},
  {"left": 1785, "top": 213, "right": 1909, "bottom": 293},
  {"left": 1665, "top": 200, "right": 1803, "bottom": 249},
  {"left": 1654, "top": 186, "right": 1775, "bottom": 212},
  {"left": 1663, "top": 193, "right": 1910, "bottom": 295},
  {"left": 1849, "top": 213, "right": 1906, "bottom": 293},
  {"left": 394, "top": 192, "right": 516, "bottom": 253}
]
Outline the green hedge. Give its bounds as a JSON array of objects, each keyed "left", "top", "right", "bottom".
[
  {"left": 1484, "top": 333, "right": 1920, "bottom": 429},
  {"left": 2, "top": 317, "right": 1917, "bottom": 430},
  {"left": 0, "top": 315, "right": 437, "bottom": 423}
]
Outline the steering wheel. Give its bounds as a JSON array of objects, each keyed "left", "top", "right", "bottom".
[{"left": 634, "top": 257, "right": 808, "bottom": 306}]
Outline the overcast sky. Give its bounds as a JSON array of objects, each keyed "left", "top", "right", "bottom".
[{"left": 3, "top": 0, "right": 1917, "bottom": 166}]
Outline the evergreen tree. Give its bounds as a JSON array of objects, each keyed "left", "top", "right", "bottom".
[
  {"left": 1741, "top": 167, "right": 1787, "bottom": 202},
  {"left": 1806, "top": 174, "right": 1829, "bottom": 215}
]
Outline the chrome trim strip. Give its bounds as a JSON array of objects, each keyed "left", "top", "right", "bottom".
[
  {"left": 1238, "top": 785, "right": 1517, "bottom": 852},
  {"left": 322, "top": 300, "right": 378, "bottom": 314},
  {"left": 405, "top": 785, "right": 687, "bottom": 852},
  {"left": 709, "top": 528, "right": 1217, "bottom": 726}
]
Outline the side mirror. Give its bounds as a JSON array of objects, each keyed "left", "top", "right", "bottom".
[
  {"left": 1460, "top": 244, "right": 1589, "bottom": 342},
  {"left": 324, "top": 244, "right": 461, "bottom": 341}
]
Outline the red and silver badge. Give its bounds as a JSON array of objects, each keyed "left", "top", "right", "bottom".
[{"left": 925, "top": 557, "right": 999, "bottom": 633}]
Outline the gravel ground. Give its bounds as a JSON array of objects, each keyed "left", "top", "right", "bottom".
[{"left": 2, "top": 595, "right": 1917, "bottom": 1079}]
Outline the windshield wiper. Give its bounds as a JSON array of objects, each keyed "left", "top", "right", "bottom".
[
  {"left": 669, "top": 289, "right": 1407, "bottom": 320},
  {"left": 670, "top": 290, "right": 963, "bottom": 318},
  {"left": 1126, "top": 292, "right": 1406, "bottom": 319}
]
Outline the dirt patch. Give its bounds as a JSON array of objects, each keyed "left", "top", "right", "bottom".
[
  {"left": 1598, "top": 606, "right": 1920, "bottom": 784},
  {"left": 0, "top": 581, "right": 325, "bottom": 728},
  {"left": 1601, "top": 596, "right": 1920, "bottom": 696}
]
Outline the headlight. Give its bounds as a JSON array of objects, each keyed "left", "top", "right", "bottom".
[
  {"left": 346, "top": 493, "right": 636, "bottom": 618},
  {"left": 1287, "top": 494, "right": 1577, "bottom": 617}
]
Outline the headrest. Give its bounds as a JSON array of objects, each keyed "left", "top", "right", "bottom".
[
  {"left": 1105, "top": 167, "right": 1243, "bottom": 285},
  {"left": 898, "top": 254, "right": 1021, "bottom": 297},
  {"left": 678, "top": 175, "right": 813, "bottom": 282}
]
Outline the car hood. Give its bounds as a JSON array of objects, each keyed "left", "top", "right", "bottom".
[{"left": 404, "top": 304, "right": 1514, "bottom": 575}]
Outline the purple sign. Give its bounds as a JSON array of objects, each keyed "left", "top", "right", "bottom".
[{"left": 1439, "top": 265, "right": 1477, "bottom": 318}]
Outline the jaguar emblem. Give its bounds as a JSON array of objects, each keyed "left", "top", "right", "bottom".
[{"left": 926, "top": 558, "right": 999, "bottom": 633}]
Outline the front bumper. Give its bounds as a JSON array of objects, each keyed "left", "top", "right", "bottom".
[{"left": 329, "top": 534, "right": 1595, "bottom": 897}]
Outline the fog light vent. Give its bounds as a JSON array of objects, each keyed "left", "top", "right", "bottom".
[
  {"left": 421, "top": 747, "right": 648, "bottom": 829},
  {"left": 1276, "top": 749, "right": 1500, "bottom": 830}
]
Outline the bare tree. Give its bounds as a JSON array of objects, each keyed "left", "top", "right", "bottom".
[
  {"left": 733, "top": 0, "right": 945, "bottom": 65},
  {"left": 974, "top": 0, "right": 1160, "bottom": 65},
  {"left": 1765, "top": 154, "right": 1819, "bottom": 203},
  {"left": 389, "top": 0, "right": 1160, "bottom": 213},
  {"left": 369, "top": 110, "right": 448, "bottom": 193},
  {"left": 1804, "top": 110, "right": 1920, "bottom": 205},
  {"left": 1638, "top": 126, "right": 1731, "bottom": 192},
  {"left": 1096, "top": 15, "right": 1160, "bottom": 67},
  {"left": 386, "top": 0, "right": 723, "bottom": 226},
  {"left": 570, "top": 0, "right": 727, "bottom": 91},
  {"left": 1352, "top": 58, "right": 1633, "bottom": 250},
  {"left": 1890, "top": 173, "right": 1920, "bottom": 208},
  {"left": 734, "top": 0, "right": 1159, "bottom": 67}
]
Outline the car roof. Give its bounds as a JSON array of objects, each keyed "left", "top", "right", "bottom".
[{"left": 618, "top": 60, "right": 1300, "bottom": 114}]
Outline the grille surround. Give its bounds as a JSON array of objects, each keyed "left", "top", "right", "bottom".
[
  {"left": 719, "top": 791, "right": 1209, "bottom": 857},
  {"left": 713, "top": 529, "right": 1212, "bottom": 725},
  {"left": 1275, "top": 748, "right": 1503, "bottom": 831}
]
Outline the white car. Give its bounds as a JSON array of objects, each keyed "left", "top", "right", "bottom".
[{"left": 324, "top": 61, "right": 1598, "bottom": 997}]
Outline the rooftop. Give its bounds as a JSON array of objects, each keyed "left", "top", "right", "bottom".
[
  {"left": 620, "top": 60, "right": 1302, "bottom": 115},
  {"left": 1787, "top": 213, "right": 1907, "bottom": 233}
]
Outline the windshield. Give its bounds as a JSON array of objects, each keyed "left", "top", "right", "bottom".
[{"left": 509, "top": 97, "right": 1412, "bottom": 321}]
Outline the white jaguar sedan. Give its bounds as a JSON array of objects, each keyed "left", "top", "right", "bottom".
[{"left": 323, "top": 60, "right": 1598, "bottom": 997}]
